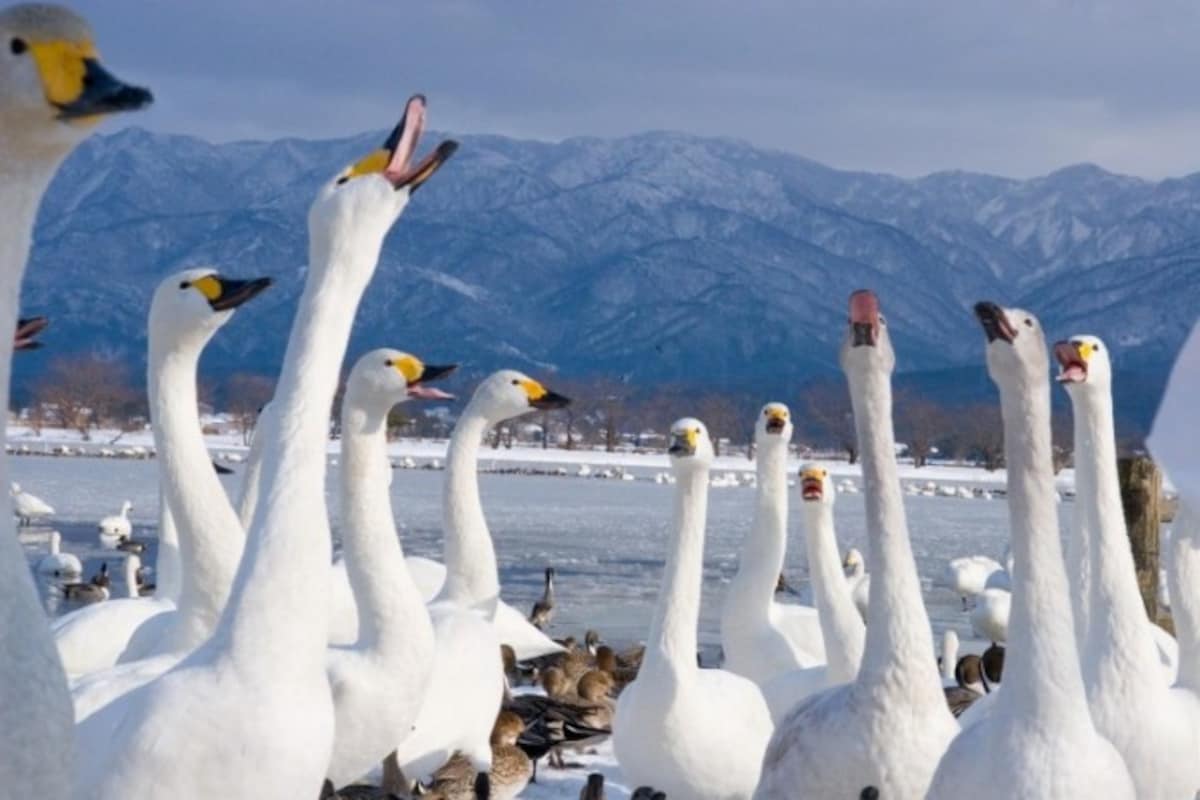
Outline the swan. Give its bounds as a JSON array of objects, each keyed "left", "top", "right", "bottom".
[
  {"left": 722, "top": 403, "right": 824, "bottom": 689},
  {"left": 36, "top": 529, "right": 82, "bottom": 578},
  {"left": 0, "top": 6, "right": 150, "bottom": 794},
  {"left": 528, "top": 566, "right": 555, "bottom": 630},
  {"left": 943, "top": 554, "right": 1004, "bottom": 608},
  {"left": 926, "top": 303, "right": 1134, "bottom": 799},
  {"left": 756, "top": 290, "right": 957, "bottom": 799},
  {"left": 1055, "top": 334, "right": 1200, "bottom": 796},
  {"left": 325, "top": 349, "right": 455, "bottom": 789},
  {"left": 97, "top": 499, "right": 132, "bottom": 547},
  {"left": 614, "top": 418, "right": 773, "bottom": 799},
  {"left": 76, "top": 96, "right": 458, "bottom": 800},
  {"left": 60, "top": 269, "right": 271, "bottom": 686},
  {"left": 842, "top": 546, "right": 870, "bottom": 619},
  {"left": 969, "top": 587, "right": 1010, "bottom": 644},
  {"left": 759, "top": 464, "right": 867, "bottom": 721},
  {"left": 391, "top": 370, "right": 570, "bottom": 787},
  {"left": 12, "top": 481, "right": 53, "bottom": 526},
  {"left": 1148, "top": 322, "right": 1200, "bottom": 507},
  {"left": 940, "top": 629, "right": 959, "bottom": 684}
]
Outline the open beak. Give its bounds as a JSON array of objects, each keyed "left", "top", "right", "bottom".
[
  {"left": 974, "top": 301, "right": 1017, "bottom": 344},
  {"left": 344, "top": 95, "right": 459, "bottom": 192},
  {"left": 530, "top": 390, "right": 571, "bottom": 411},
  {"left": 800, "top": 475, "right": 823, "bottom": 501},
  {"left": 208, "top": 277, "right": 273, "bottom": 312},
  {"left": 49, "top": 52, "right": 153, "bottom": 121},
  {"left": 14, "top": 316, "right": 49, "bottom": 350},
  {"left": 765, "top": 412, "right": 787, "bottom": 434},
  {"left": 1054, "top": 341, "right": 1089, "bottom": 383},
  {"left": 407, "top": 362, "right": 457, "bottom": 400},
  {"left": 848, "top": 289, "right": 880, "bottom": 347}
]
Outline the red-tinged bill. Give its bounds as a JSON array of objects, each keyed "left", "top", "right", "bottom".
[
  {"left": 801, "top": 478, "right": 823, "bottom": 500},
  {"left": 1053, "top": 341, "right": 1087, "bottom": 383},
  {"left": 408, "top": 384, "right": 454, "bottom": 400}
]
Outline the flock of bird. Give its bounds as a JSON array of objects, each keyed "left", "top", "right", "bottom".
[{"left": 1, "top": 5, "right": 1198, "bottom": 800}]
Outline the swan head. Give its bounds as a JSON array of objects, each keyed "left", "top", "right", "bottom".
[
  {"left": 150, "top": 268, "right": 272, "bottom": 348},
  {"left": 467, "top": 369, "right": 570, "bottom": 424},
  {"left": 798, "top": 463, "right": 835, "bottom": 505},
  {"left": 14, "top": 315, "right": 48, "bottom": 350},
  {"left": 667, "top": 417, "right": 714, "bottom": 466},
  {"left": 309, "top": 95, "right": 457, "bottom": 257},
  {"left": 345, "top": 348, "right": 457, "bottom": 413},
  {"left": 1054, "top": 334, "right": 1110, "bottom": 392},
  {"left": 974, "top": 301, "right": 1048, "bottom": 384},
  {"left": 839, "top": 289, "right": 895, "bottom": 374},
  {"left": 843, "top": 547, "right": 864, "bottom": 572},
  {"left": 0, "top": 4, "right": 151, "bottom": 157},
  {"left": 755, "top": 402, "right": 793, "bottom": 444}
]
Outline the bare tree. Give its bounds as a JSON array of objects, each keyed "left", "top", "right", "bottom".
[
  {"left": 894, "top": 390, "right": 945, "bottom": 468},
  {"left": 224, "top": 373, "right": 275, "bottom": 445},
  {"left": 33, "top": 354, "right": 139, "bottom": 440},
  {"left": 797, "top": 380, "right": 858, "bottom": 464},
  {"left": 694, "top": 393, "right": 744, "bottom": 456}
]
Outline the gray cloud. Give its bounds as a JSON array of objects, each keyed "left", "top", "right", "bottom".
[{"left": 72, "top": 0, "right": 1200, "bottom": 178}]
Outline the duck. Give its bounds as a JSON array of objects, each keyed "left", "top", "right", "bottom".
[
  {"left": 75, "top": 97, "right": 458, "bottom": 800},
  {"left": 13, "top": 315, "right": 48, "bottom": 351},
  {"left": 11, "top": 481, "right": 53, "bottom": 526},
  {"left": 324, "top": 350, "right": 455, "bottom": 790},
  {"left": 391, "top": 370, "right": 570, "bottom": 787},
  {"left": 528, "top": 566, "right": 556, "bottom": 630},
  {"left": 35, "top": 530, "right": 82, "bottom": 579},
  {"left": 756, "top": 290, "right": 957, "bottom": 799},
  {"left": 614, "top": 419, "right": 773, "bottom": 799},
  {"left": 97, "top": 500, "right": 133, "bottom": 547},
  {"left": 722, "top": 403, "right": 824, "bottom": 690},
  {"left": 943, "top": 654, "right": 989, "bottom": 717},
  {"left": 1055, "top": 334, "right": 1200, "bottom": 796},
  {"left": 0, "top": 9, "right": 148, "bottom": 793},
  {"left": 943, "top": 554, "right": 1004, "bottom": 609},
  {"left": 61, "top": 562, "right": 111, "bottom": 604},
  {"left": 418, "top": 711, "right": 533, "bottom": 800},
  {"left": 926, "top": 303, "right": 1134, "bottom": 799},
  {"left": 842, "top": 547, "right": 870, "bottom": 620}
]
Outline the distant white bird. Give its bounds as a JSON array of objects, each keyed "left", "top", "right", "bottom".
[
  {"left": 36, "top": 531, "right": 82, "bottom": 579},
  {"left": 11, "top": 482, "right": 54, "bottom": 526},
  {"left": 843, "top": 547, "right": 871, "bottom": 621},
  {"left": 944, "top": 555, "right": 1005, "bottom": 608},
  {"left": 970, "top": 587, "right": 1011, "bottom": 644},
  {"left": 98, "top": 500, "right": 133, "bottom": 548}
]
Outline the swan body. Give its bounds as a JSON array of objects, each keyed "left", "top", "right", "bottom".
[
  {"left": 969, "top": 587, "right": 1010, "bottom": 644},
  {"left": 36, "top": 530, "right": 81, "bottom": 578},
  {"left": 53, "top": 595, "right": 172, "bottom": 678},
  {"left": 615, "top": 419, "right": 773, "bottom": 800},
  {"left": 927, "top": 304, "right": 1133, "bottom": 800},
  {"left": 97, "top": 499, "right": 132, "bottom": 546},
  {"left": 1057, "top": 335, "right": 1200, "bottom": 797},
  {"left": 324, "top": 350, "right": 452, "bottom": 788},
  {"left": 76, "top": 99, "right": 457, "bottom": 799},
  {"left": 393, "top": 370, "right": 569, "bottom": 781},
  {"left": 0, "top": 7, "right": 150, "bottom": 794},
  {"left": 722, "top": 403, "right": 825, "bottom": 689},
  {"left": 757, "top": 291, "right": 956, "bottom": 799},
  {"left": 944, "top": 555, "right": 1003, "bottom": 605},
  {"left": 12, "top": 481, "right": 53, "bottom": 525}
]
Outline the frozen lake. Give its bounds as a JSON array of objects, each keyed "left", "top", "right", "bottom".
[{"left": 13, "top": 452, "right": 1065, "bottom": 653}]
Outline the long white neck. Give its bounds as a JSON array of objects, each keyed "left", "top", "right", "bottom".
[
  {"left": 1168, "top": 502, "right": 1200, "bottom": 690},
  {"left": 236, "top": 402, "right": 275, "bottom": 531},
  {"left": 940, "top": 632, "right": 958, "bottom": 682},
  {"left": 803, "top": 498, "right": 866, "bottom": 683},
  {"left": 149, "top": 322, "right": 245, "bottom": 652},
  {"left": 1066, "top": 395, "right": 1093, "bottom": 654},
  {"left": 1074, "top": 385, "right": 1160, "bottom": 691},
  {"left": 847, "top": 363, "right": 943, "bottom": 698},
  {"left": 645, "top": 463, "right": 709, "bottom": 678},
  {"left": 155, "top": 485, "right": 182, "bottom": 602},
  {"left": 215, "top": 235, "right": 377, "bottom": 682},
  {"left": 439, "top": 409, "right": 500, "bottom": 615},
  {"left": 339, "top": 391, "right": 431, "bottom": 654},
  {"left": 727, "top": 439, "right": 788, "bottom": 624},
  {"left": 998, "top": 368, "right": 1090, "bottom": 721},
  {"left": 123, "top": 559, "right": 139, "bottom": 599}
]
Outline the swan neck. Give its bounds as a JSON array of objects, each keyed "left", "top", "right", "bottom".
[
  {"left": 803, "top": 500, "right": 866, "bottom": 683},
  {"left": 1168, "top": 503, "right": 1200, "bottom": 690},
  {"left": 1066, "top": 395, "right": 1094, "bottom": 653},
  {"left": 647, "top": 464, "right": 709, "bottom": 676},
  {"left": 729, "top": 441, "right": 788, "bottom": 621},
  {"left": 440, "top": 409, "right": 500, "bottom": 615},
  {"left": 155, "top": 485, "right": 182, "bottom": 602}
]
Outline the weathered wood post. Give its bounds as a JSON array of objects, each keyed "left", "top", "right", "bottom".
[{"left": 1118, "top": 456, "right": 1170, "bottom": 631}]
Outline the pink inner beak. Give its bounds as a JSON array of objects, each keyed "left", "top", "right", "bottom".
[
  {"left": 384, "top": 96, "right": 427, "bottom": 185},
  {"left": 849, "top": 290, "right": 880, "bottom": 326},
  {"left": 408, "top": 384, "right": 454, "bottom": 401}
]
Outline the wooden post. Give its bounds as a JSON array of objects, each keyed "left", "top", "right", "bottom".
[{"left": 1118, "top": 456, "right": 1165, "bottom": 628}]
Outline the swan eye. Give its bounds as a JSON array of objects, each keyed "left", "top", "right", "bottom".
[
  {"left": 511, "top": 379, "right": 520, "bottom": 386},
  {"left": 1093, "top": 343, "right": 1101, "bottom": 351},
  {"left": 1024, "top": 318, "right": 1033, "bottom": 327},
  {"left": 384, "top": 359, "right": 393, "bottom": 367},
  {"left": 179, "top": 281, "right": 190, "bottom": 290},
  {"left": 10, "top": 38, "right": 26, "bottom": 55}
]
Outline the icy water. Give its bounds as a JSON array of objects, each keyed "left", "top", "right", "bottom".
[{"left": 12, "top": 453, "right": 1068, "bottom": 653}]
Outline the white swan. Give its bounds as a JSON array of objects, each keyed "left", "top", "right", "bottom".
[
  {"left": 12, "top": 481, "right": 53, "bottom": 526},
  {"left": 76, "top": 97, "right": 458, "bottom": 799},
  {"left": 722, "top": 403, "right": 824, "bottom": 689},
  {"left": 324, "top": 349, "right": 453, "bottom": 789},
  {"left": 97, "top": 500, "right": 132, "bottom": 548},
  {"left": 1055, "top": 334, "right": 1200, "bottom": 797},
  {"left": 614, "top": 419, "right": 773, "bottom": 799},
  {"left": 943, "top": 555, "right": 1003, "bottom": 608},
  {"left": 759, "top": 464, "right": 867, "bottom": 721},
  {"left": 61, "top": 269, "right": 271, "bottom": 689},
  {"left": 926, "top": 303, "right": 1134, "bottom": 799},
  {"left": 842, "top": 546, "right": 870, "bottom": 619},
  {"left": 940, "top": 629, "right": 959, "bottom": 685},
  {"left": 36, "top": 530, "right": 82, "bottom": 578},
  {"left": 0, "top": 7, "right": 149, "bottom": 794},
  {"left": 1149, "top": 322, "right": 1200, "bottom": 507},
  {"left": 969, "top": 586, "right": 1010, "bottom": 644},
  {"left": 756, "top": 290, "right": 956, "bottom": 799},
  {"left": 392, "top": 370, "right": 570, "bottom": 784}
]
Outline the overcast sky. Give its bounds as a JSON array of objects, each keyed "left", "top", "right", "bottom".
[{"left": 73, "top": 0, "right": 1200, "bottom": 179}]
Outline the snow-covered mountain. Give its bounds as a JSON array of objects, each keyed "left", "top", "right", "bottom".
[{"left": 20, "top": 127, "right": 1200, "bottom": 423}]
